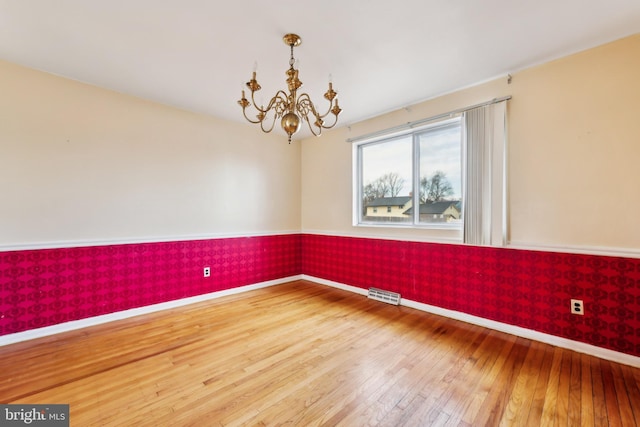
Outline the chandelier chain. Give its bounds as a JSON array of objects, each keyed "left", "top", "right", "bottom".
[{"left": 289, "top": 45, "right": 295, "bottom": 68}]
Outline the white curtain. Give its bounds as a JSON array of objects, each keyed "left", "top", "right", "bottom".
[{"left": 463, "top": 101, "right": 507, "bottom": 246}]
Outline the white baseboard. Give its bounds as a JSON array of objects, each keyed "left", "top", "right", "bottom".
[
  {"left": 0, "top": 275, "right": 302, "bottom": 347},
  {"left": 301, "top": 275, "right": 640, "bottom": 368},
  {"left": 303, "top": 275, "right": 369, "bottom": 296}
]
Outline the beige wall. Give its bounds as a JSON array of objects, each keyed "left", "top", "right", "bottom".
[
  {"left": 0, "top": 61, "right": 301, "bottom": 247},
  {"left": 301, "top": 34, "right": 640, "bottom": 252},
  {"left": 508, "top": 34, "right": 640, "bottom": 250},
  {"left": 3, "top": 34, "right": 637, "bottom": 251}
]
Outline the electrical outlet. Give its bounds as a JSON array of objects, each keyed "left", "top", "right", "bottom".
[
  {"left": 571, "top": 299, "right": 584, "bottom": 315},
  {"left": 203, "top": 267, "right": 211, "bottom": 278}
]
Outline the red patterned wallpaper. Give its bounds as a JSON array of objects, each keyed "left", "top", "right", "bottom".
[
  {"left": 2, "top": 232, "right": 640, "bottom": 357},
  {"left": 0, "top": 234, "right": 301, "bottom": 335},
  {"left": 302, "top": 234, "right": 640, "bottom": 357}
]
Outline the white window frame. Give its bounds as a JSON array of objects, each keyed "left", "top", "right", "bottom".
[
  {"left": 353, "top": 116, "right": 463, "bottom": 231},
  {"left": 351, "top": 98, "right": 508, "bottom": 246}
]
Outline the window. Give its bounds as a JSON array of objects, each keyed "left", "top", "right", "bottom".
[
  {"left": 359, "top": 135, "right": 412, "bottom": 224},
  {"left": 352, "top": 99, "right": 508, "bottom": 245},
  {"left": 356, "top": 117, "right": 462, "bottom": 228}
]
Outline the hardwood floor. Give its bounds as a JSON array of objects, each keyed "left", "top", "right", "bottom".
[{"left": 1, "top": 280, "right": 639, "bottom": 426}]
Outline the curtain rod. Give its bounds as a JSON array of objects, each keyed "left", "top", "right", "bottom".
[{"left": 346, "top": 95, "right": 512, "bottom": 143}]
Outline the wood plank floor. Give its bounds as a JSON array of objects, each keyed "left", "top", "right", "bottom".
[{"left": 1, "top": 280, "right": 640, "bottom": 426}]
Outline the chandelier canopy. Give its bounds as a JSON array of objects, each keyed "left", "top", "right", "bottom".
[{"left": 238, "top": 33, "right": 341, "bottom": 143}]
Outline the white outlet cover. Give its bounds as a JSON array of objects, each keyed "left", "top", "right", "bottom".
[
  {"left": 203, "top": 267, "right": 211, "bottom": 277},
  {"left": 570, "top": 299, "right": 584, "bottom": 315}
]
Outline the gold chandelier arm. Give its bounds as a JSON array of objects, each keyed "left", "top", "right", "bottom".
[
  {"left": 300, "top": 112, "right": 322, "bottom": 137},
  {"left": 317, "top": 111, "right": 340, "bottom": 130},
  {"left": 241, "top": 91, "right": 289, "bottom": 131},
  {"left": 259, "top": 112, "right": 278, "bottom": 134},
  {"left": 296, "top": 93, "right": 341, "bottom": 132},
  {"left": 250, "top": 90, "right": 290, "bottom": 114},
  {"left": 298, "top": 92, "right": 340, "bottom": 121},
  {"left": 296, "top": 92, "right": 325, "bottom": 118},
  {"left": 299, "top": 111, "right": 339, "bottom": 136},
  {"left": 241, "top": 106, "right": 264, "bottom": 124}
]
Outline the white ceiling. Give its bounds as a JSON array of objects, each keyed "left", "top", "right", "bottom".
[{"left": 1, "top": 0, "right": 640, "bottom": 138}]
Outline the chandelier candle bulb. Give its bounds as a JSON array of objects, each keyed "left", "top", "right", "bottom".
[{"left": 237, "top": 33, "right": 342, "bottom": 143}]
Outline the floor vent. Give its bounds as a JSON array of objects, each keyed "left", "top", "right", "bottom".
[{"left": 367, "top": 288, "right": 401, "bottom": 305}]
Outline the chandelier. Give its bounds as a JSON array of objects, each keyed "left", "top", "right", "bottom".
[{"left": 238, "top": 33, "right": 342, "bottom": 143}]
